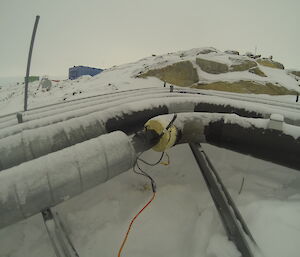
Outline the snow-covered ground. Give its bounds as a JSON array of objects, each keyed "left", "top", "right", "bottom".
[
  {"left": 1, "top": 145, "right": 299, "bottom": 257},
  {"left": 0, "top": 47, "right": 300, "bottom": 257},
  {"left": 0, "top": 47, "right": 299, "bottom": 116}
]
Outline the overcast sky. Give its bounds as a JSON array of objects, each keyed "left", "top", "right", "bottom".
[{"left": 1, "top": 0, "right": 299, "bottom": 77}]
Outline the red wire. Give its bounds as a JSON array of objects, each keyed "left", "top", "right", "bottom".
[{"left": 118, "top": 192, "right": 156, "bottom": 257}]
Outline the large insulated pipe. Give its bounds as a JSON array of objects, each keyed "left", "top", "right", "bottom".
[
  {"left": 0, "top": 131, "right": 137, "bottom": 230},
  {"left": 0, "top": 90, "right": 176, "bottom": 131},
  {"left": 2, "top": 93, "right": 299, "bottom": 140},
  {"left": 177, "top": 88, "right": 300, "bottom": 111},
  {"left": 1, "top": 96, "right": 300, "bottom": 171},
  {"left": 0, "top": 87, "right": 163, "bottom": 128},
  {"left": 0, "top": 94, "right": 186, "bottom": 139},
  {"left": 0, "top": 95, "right": 258, "bottom": 171},
  {"left": 0, "top": 105, "right": 168, "bottom": 171},
  {"left": 145, "top": 113, "right": 300, "bottom": 170}
]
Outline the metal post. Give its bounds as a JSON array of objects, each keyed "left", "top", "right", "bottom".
[
  {"left": 16, "top": 112, "right": 23, "bottom": 123},
  {"left": 189, "top": 143, "right": 255, "bottom": 257},
  {"left": 24, "top": 15, "right": 40, "bottom": 111},
  {"left": 296, "top": 93, "right": 299, "bottom": 103},
  {"left": 42, "top": 208, "right": 79, "bottom": 257}
]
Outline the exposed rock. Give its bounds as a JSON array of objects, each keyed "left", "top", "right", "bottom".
[
  {"left": 249, "top": 67, "right": 267, "bottom": 77},
  {"left": 197, "top": 48, "right": 218, "bottom": 54},
  {"left": 290, "top": 70, "right": 300, "bottom": 77},
  {"left": 225, "top": 50, "right": 240, "bottom": 55},
  {"left": 257, "top": 58, "right": 284, "bottom": 69},
  {"left": 245, "top": 52, "right": 255, "bottom": 58},
  {"left": 193, "top": 80, "right": 296, "bottom": 95},
  {"left": 196, "top": 58, "right": 229, "bottom": 74},
  {"left": 138, "top": 61, "right": 199, "bottom": 87},
  {"left": 230, "top": 59, "right": 257, "bottom": 72}
]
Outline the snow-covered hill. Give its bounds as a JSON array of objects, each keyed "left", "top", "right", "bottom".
[
  {"left": 0, "top": 47, "right": 299, "bottom": 116},
  {"left": 0, "top": 47, "right": 300, "bottom": 257},
  {"left": 137, "top": 47, "right": 300, "bottom": 94}
]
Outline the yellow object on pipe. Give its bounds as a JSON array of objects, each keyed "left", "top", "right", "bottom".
[{"left": 144, "top": 119, "right": 177, "bottom": 152}]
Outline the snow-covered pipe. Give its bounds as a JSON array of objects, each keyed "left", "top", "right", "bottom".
[
  {"left": 146, "top": 113, "right": 300, "bottom": 170},
  {"left": 0, "top": 105, "right": 167, "bottom": 171},
  {"left": 0, "top": 131, "right": 136, "bottom": 230},
  {"left": 0, "top": 86, "right": 162, "bottom": 124},
  {"left": 1, "top": 92, "right": 299, "bottom": 140},
  {"left": 0, "top": 94, "right": 194, "bottom": 139},
  {"left": 0, "top": 89, "right": 174, "bottom": 130},
  {"left": 179, "top": 88, "right": 300, "bottom": 111},
  {"left": 1, "top": 96, "right": 300, "bottom": 171}
]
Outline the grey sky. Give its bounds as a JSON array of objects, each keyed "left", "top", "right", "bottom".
[{"left": 0, "top": 0, "right": 299, "bottom": 77}]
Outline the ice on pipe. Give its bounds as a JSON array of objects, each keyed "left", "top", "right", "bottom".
[{"left": 0, "top": 131, "right": 136, "bottom": 229}]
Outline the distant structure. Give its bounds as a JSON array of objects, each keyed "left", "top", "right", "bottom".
[
  {"left": 37, "top": 76, "right": 52, "bottom": 91},
  {"left": 25, "top": 76, "right": 39, "bottom": 83},
  {"left": 40, "top": 77, "right": 52, "bottom": 91},
  {"left": 69, "top": 66, "right": 103, "bottom": 80}
]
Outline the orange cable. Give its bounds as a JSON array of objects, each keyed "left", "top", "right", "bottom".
[{"left": 117, "top": 192, "right": 156, "bottom": 257}]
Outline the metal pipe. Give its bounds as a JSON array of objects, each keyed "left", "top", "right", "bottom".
[
  {"left": 0, "top": 97, "right": 260, "bottom": 171},
  {"left": 0, "top": 94, "right": 185, "bottom": 139},
  {"left": 0, "top": 131, "right": 136, "bottom": 230},
  {"left": 189, "top": 143, "right": 254, "bottom": 257},
  {"left": 0, "top": 87, "right": 163, "bottom": 127},
  {"left": 1, "top": 112, "right": 299, "bottom": 229},
  {"left": 1, "top": 98, "right": 300, "bottom": 172},
  {"left": 2, "top": 93, "right": 299, "bottom": 139},
  {"left": 0, "top": 88, "right": 171, "bottom": 130},
  {"left": 0, "top": 106, "right": 167, "bottom": 171},
  {"left": 24, "top": 15, "right": 40, "bottom": 111},
  {"left": 146, "top": 113, "right": 300, "bottom": 170}
]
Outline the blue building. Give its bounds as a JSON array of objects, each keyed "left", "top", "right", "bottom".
[{"left": 69, "top": 66, "right": 103, "bottom": 80}]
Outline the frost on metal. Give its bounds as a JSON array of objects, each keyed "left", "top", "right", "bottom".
[{"left": 0, "top": 131, "right": 136, "bottom": 229}]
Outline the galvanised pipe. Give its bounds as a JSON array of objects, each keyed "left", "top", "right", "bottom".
[{"left": 0, "top": 131, "right": 136, "bottom": 230}]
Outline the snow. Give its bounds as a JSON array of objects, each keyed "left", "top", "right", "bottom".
[
  {"left": 0, "top": 47, "right": 300, "bottom": 257},
  {"left": 0, "top": 91, "right": 299, "bottom": 142},
  {"left": 283, "top": 123, "right": 300, "bottom": 139},
  {"left": 1, "top": 47, "right": 299, "bottom": 117},
  {"left": 1, "top": 144, "right": 300, "bottom": 257}
]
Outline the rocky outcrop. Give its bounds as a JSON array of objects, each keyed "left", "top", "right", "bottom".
[
  {"left": 196, "top": 58, "right": 229, "bottom": 74},
  {"left": 290, "top": 70, "right": 300, "bottom": 77},
  {"left": 229, "top": 59, "right": 257, "bottom": 72},
  {"left": 249, "top": 67, "right": 267, "bottom": 77},
  {"left": 197, "top": 48, "right": 218, "bottom": 54},
  {"left": 257, "top": 58, "right": 284, "bottom": 69},
  {"left": 139, "top": 61, "right": 199, "bottom": 87},
  {"left": 192, "top": 80, "right": 296, "bottom": 95},
  {"left": 225, "top": 50, "right": 240, "bottom": 55},
  {"left": 137, "top": 48, "right": 297, "bottom": 95}
]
